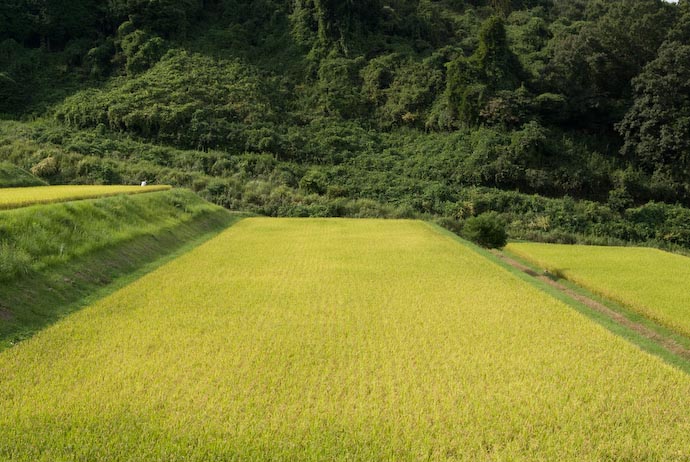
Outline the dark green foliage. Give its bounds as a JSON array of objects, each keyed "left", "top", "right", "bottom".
[
  {"left": 0, "top": 39, "right": 40, "bottom": 113},
  {"left": 475, "top": 16, "right": 523, "bottom": 92},
  {"left": 316, "top": 53, "right": 366, "bottom": 117},
  {"left": 106, "top": 0, "right": 203, "bottom": 37},
  {"left": 116, "top": 23, "right": 166, "bottom": 75},
  {"left": 55, "top": 50, "right": 275, "bottom": 150},
  {"left": 84, "top": 38, "right": 116, "bottom": 78},
  {"left": 543, "top": 0, "right": 675, "bottom": 125},
  {"left": 0, "top": 0, "right": 689, "bottom": 253},
  {"left": 290, "top": 0, "right": 383, "bottom": 53},
  {"left": 463, "top": 211, "right": 508, "bottom": 248},
  {"left": 445, "top": 15, "right": 525, "bottom": 127},
  {"left": 361, "top": 53, "right": 443, "bottom": 128},
  {"left": 19, "top": 0, "right": 100, "bottom": 50},
  {"left": 618, "top": 10, "right": 690, "bottom": 198},
  {"left": 299, "top": 168, "right": 328, "bottom": 194}
]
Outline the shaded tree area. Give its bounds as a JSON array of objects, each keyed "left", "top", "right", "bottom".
[
  {"left": 1, "top": 0, "right": 690, "bottom": 228},
  {"left": 618, "top": 1, "right": 690, "bottom": 203}
]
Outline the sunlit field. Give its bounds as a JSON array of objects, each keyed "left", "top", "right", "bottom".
[
  {"left": 0, "top": 184, "right": 171, "bottom": 209},
  {"left": 507, "top": 242, "right": 690, "bottom": 338},
  {"left": 2, "top": 219, "right": 690, "bottom": 461}
]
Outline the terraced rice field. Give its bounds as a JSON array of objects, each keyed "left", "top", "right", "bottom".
[
  {"left": 2, "top": 219, "right": 690, "bottom": 460},
  {"left": 507, "top": 242, "right": 690, "bottom": 338},
  {"left": 0, "top": 184, "right": 171, "bottom": 209}
]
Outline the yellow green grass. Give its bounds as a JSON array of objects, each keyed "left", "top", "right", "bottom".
[
  {"left": 507, "top": 242, "right": 690, "bottom": 338},
  {"left": 3, "top": 219, "right": 690, "bottom": 460},
  {"left": 0, "top": 184, "right": 171, "bottom": 209}
]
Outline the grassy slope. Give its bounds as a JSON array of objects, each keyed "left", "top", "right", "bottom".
[
  {"left": 2, "top": 219, "right": 690, "bottom": 460},
  {"left": 0, "top": 189, "right": 242, "bottom": 349},
  {"left": 0, "top": 162, "right": 46, "bottom": 187},
  {"left": 506, "top": 242, "right": 690, "bottom": 338}
]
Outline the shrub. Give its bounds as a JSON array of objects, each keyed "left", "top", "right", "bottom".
[
  {"left": 31, "top": 156, "right": 60, "bottom": 181},
  {"left": 436, "top": 216, "right": 463, "bottom": 236},
  {"left": 463, "top": 212, "right": 507, "bottom": 248},
  {"left": 299, "top": 169, "right": 327, "bottom": 195}
]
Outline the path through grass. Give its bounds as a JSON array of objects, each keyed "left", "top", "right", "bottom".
[{"left": 507, "top": 242, "right": 690, "bottom": 339}]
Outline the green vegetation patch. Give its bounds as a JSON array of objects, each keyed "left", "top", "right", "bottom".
[
  {"left": 55, "top": 50, "right": 277, "bottom": 151},
  {"left": 507, "top": 242, "right": 690, "bottom": 339},
  {"left": 0, "top": 189, "right": 239, "bottom": 348},
  {"left": 3, "top": 219, "right": 690, "bottom": 460},
  {"left": 0, "top": 162, "right": 45, "bottom": 188}
]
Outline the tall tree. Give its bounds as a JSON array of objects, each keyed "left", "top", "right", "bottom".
[
  {"left": 445, "top": 15, "right": 524, "bottom": 127},
  {"left": 490, "top": 0, "right": 511, "bottom": 17},
  {"left": 618, "top": 6, "right": 690, "bottom": 185},
  {"left": 543, "top": 0, "right": 675, "bottom": 125},
  {"left": 290, "top": 0, "right": 382, "bottom": 55}
]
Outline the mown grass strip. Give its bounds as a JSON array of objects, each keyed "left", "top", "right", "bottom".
[
  {"left": 0, "top": 184, "right": 171, "bottom": 210},
  {"left": 506, "top": 242, "right": 690, "bottom": 339},
  {"left": 1, "top": 189, "right": 201, "bottom": 280},
  {"left": 3, "top": 219, "right": 690, "bottom": 460}
]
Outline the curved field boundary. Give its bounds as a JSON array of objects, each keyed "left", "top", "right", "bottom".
[
  {"left": 0, "top": 184, "right": 171, "bottom": 210},
  {"left": 0, "top": 163, "right": 46, "bottom": 188}
]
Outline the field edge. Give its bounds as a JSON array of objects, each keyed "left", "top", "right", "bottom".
[
  {"left": 0, "top": 206, "right": 246, "bottom": 351},
  {"left": 427, "top": 223, "right": 690, "bottom": 375}
]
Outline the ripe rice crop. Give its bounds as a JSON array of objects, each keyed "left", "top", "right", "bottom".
[
  {"left": 2, "top": 219, "right": 690, "bottom": 460},
  {"left": 0, "top": 184, "right": 171, "bottom": 209},
  {"left": 507, "top": 242, "right": 690, "bottom": 338}
]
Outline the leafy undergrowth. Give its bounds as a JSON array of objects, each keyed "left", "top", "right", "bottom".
[
  {"left": 0, "top": 162, "right": 46, "bottom": 188},
  {"left": 0, "top": 189, "right": 242, "bottom": 349},
  {"left": 3, "top": 219, "right": 690, "bottom": 460}
]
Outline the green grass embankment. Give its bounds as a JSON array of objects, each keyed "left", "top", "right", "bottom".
[
  {"left": 0, "top": 189, "right": 242, "bottom": 349},
  {"left": 0, "top": 162, "right": 46, "bottom": 187}
]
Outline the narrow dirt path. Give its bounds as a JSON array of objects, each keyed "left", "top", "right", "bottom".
[{"left": 494, "top": 251, "right": 690, "bottom": 362}]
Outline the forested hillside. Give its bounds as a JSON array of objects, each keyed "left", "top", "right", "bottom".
[{"left": 1, "top": 0, "right": 689, "bottom": 248}]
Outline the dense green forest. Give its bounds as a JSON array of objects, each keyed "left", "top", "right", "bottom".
[{"left": 1, "top": 0, "right": 689, "bottom": 248}]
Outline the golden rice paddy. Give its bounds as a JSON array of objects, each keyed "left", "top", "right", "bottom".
[
  {"left": 0, "top": 184, "right": 171, "bottom": 209},
  {"left": 2, "top": 219, "right": 690, "bottom": 460}
]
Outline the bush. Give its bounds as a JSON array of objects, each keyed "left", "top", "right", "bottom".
[
  {"left": 31, "top": 156, "right": 60, "bottom": 181},
  {"left": 299, "top": 169, "right": 328, "bottom": 195},
  {"left": 463, "top": 212, "right": 507, "bottom": 248},
  {"left": 436, "top": 216, "right": 463, "bottom": 236}
]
